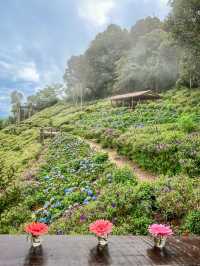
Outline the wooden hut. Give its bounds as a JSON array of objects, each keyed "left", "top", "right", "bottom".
[{"left": 110, "top": 90, "right": 160, "bottom": 108}]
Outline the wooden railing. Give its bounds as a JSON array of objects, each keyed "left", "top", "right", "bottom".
[
  {"left": 39, "top": 127, "right": 61, "bottom": 143},
  {"left": 0, "top": 236, "right": 199, "bottom": 266}
]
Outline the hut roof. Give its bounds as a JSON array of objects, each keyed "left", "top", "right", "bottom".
[{"left": 110, "top": 90, "right": 152, "bottom": 101}]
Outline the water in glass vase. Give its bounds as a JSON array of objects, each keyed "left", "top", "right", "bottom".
[
  {"left": 31, "top": 235, "right": 41, "bottom": 247},
  {"left": 154, "top": 236, "right": 167, "bottom": 249},
  {"left": 98, "top": 236, "right": 108, "bottom": 247}
]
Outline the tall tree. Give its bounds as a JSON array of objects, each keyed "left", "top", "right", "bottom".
[
  {"left": 85, "top": 24, "right": 130, "bottom": 98},
  {"left": 10, "top": 90, "right": 24, "bottom": 118},
  {"left": 64, "top": 24, "right": 130, "bottom": 100},
  {"left": 167, "top": 0, "right": 200, "bottom": 87},
  {"left": 130, "top": 16, "right": 163, "bottom": 44}
]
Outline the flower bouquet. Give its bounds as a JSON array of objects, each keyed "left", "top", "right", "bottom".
[
  {"left": 25, "top": 222, "right": 48, "bottom": 248},
  {"left": 148, "top": 224, "right": 173, "bottom": 249},
  {"left": 89, "top": 220, "right": 113, "bottom": 248}
]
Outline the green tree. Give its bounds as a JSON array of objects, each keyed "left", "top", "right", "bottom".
[
  {"left": 27, "top": 84, "right": 60, "bottom": 110},
  {"left": 10, "top": 90, "right": 24, "bottom": 118},
  {"left": 130, "top": 16, "right": 163, "bottom": 44},
  {"left": 114, "top": 29, "right": 179, "bottom": 92},
  {"left": 167, "top": 0, "right": 200, "bottom": 87},
  {"left": 64, "top": 24, "right": 130, "bottom": 100}
]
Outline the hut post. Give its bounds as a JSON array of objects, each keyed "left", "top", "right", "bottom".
[
  {"left": 40, "top": 128, "right": 44, "bottom": 144},
  {"left": 24, "top": 107, "right": 26, "bottom": 121},
  {"left": 17, "top": 104, "right": 21, "bottom": 124},
  {"left": 131, "top": 97, "right": 133, "bottom": 108}
]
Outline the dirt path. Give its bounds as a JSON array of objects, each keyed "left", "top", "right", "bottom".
[{"left": 86, "top": 140, "right": 157, "bottom": 182}]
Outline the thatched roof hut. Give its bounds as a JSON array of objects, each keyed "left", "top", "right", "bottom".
[{"left": 110, "top": 90, "right": 160, "bottom": 108}]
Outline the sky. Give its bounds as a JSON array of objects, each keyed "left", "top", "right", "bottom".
[{"left": 0, "top": 0, "right": 170, "bottom": 117}]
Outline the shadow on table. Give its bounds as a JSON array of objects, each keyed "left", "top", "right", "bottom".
[
  {"left": 146, "top": 247, "right": 173, "bottom": 265},
  {"left": 88, "top": 245, "right": 112, "bottom": 265},
  {"left": 23, "top": 246, "right": 47, "bottom": 266}
]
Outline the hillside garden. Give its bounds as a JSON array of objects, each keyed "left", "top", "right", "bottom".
[{"left": 0, "top": 88, "right": 199, "bottom": 235}]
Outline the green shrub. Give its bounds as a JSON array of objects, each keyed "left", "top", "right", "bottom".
[
  {"left": 155, "top": 176, "right": 196, "bottom": 220},
  {"left": 0, "top": 184, "right": 22, "bottom": 212},
  {"left": 178, "top": 114, "right": 196, "bottom": 133},
  {"left": 183, "top": 211, "right": 200, "bottom": 235},
  {"left": 111, "top": 167, "right": 137, "bottom": 184},
  {"left": 0, "top": 204, "right": 32, "bottom": 233},
  {"left": 93, "top": 152, "right": 108, "bottom": 163},
  {"left": 61, "top": 124, "right": 74, "bottom": 132}
]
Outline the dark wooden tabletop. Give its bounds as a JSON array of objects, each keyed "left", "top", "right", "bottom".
[{"left": 0, "top": 236, "right": 199, "bottom": 266}]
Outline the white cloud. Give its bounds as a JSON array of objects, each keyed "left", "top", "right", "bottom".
[
  {"left": 159, "top": 0, "right": 169, "bottom": 5},
  {"left": 78, "top": 0, "right": 116, "bottom": 26},
  {"left": 17, "top": 63, "right": 40, "bottom": 82},
  {"left": 0, "top": 57, "right": 40, "bottom": 83},
  {"left": 0, "top": 95, "right": 9, "bottom": 101}
]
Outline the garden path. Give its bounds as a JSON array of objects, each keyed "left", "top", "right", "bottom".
[{"left": 86, "top": 140, "right": 157, "bottom": 181}]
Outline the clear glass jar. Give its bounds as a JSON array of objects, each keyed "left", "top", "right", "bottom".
[
  {"left": 31, "top": 235, "right": 42, "bottom": 248},
  {"left": 98, "top": 236, "right": 108, "bottom": 247},
  {"left": 154, "top": 236, "right": 167, "bottom": 249}
]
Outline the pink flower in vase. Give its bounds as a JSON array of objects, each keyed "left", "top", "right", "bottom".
[
  {"left": 25, "top": 222, "right": 48, "bottom": 236},
  {"left": 148, "top": 224, "right": 173, "bottom": 237},
  {"left": 89, "top": 220, "right": 113, "bottom": 237}
]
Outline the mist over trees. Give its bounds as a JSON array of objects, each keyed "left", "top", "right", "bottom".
[
  {"left": 14, "top": 0, "right": 200, "bottom": 113},
  {"left": 63, "top": 0, "right": 200, "bottom": 102},
  {"left": 63, "top": 17, "right": 179, "bottom": 102}
]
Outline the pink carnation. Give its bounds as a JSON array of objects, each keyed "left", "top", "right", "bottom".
[
  {"left": 25, "top": 222, "right": 48, "bottom": 236},
  {"left": 89, "top": 220, "right": 113, "bottom": 237},
  {"left": 148, "top": 224, "right": 173, "bottom": 237}
]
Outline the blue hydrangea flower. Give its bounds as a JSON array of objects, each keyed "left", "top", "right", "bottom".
[
  {"left": 111, "top": 203, "right": 116, "bottom": 208},
  {"left": 38, "top": 217, "right": 48, "bottom": 224},
  {"left": 80, "top": 215, "right": 87, "bottom": 222},
  {"left": 87, "top": 189, "right": 93, "bottom": 196},
  {"left": 92, "top": 196, "right": 97, "bottom": 201},
  {"left": 43, "top": 202, "right": 50, "bottom": 209},
  {"left": 86, "top": 196, "right": 92, "bottom": 201},
  {"left": 44, "top": 175, "right": 51, "bottom": 180},
  {"left": 64, "top": 188, "right": 74, "bottom": 194},
  {"left": 54, "top": 201, "right": 61, "bottom": 208},
  {"left": 43, "top": 210, "right": 50, "bottom": 216},
  {"left": 83, "top": 199, "right": 89, "bottom": 205},
  {"left": 64, "top": 188, "right": 70, "bottom": 194}
]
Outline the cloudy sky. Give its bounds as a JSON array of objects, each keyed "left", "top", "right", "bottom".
[{"left": 0, "top": 0, "right": 170, "bottom": 117}]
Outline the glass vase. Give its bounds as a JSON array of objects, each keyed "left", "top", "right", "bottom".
[
  {"left": 154, "top": 236, "right": 167, "bottom": 249},
  {"left": 31, "top": 235, "right": 42, "bottom": 248},
  {"left": 98, "top": 236, "right": 108, "bottom": 247}
]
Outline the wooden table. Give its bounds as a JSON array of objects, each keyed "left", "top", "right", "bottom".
[{"left": 0, "top": 236, "right": 199, "bottom": 266}]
